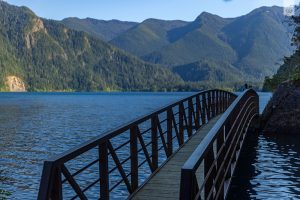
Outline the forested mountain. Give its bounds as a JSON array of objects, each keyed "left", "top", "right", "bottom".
[
  {"left": 110, "top": 19, "right": 188, "bottom": 56},
  {"left": 140, "top": 7, "right": 293, "bottom": 81},
  {"left": 0, "top": 2, "right": 293, "bottom": 91},
  {"left": 142, "top": 12, "right": 237, "bottom": 67},
  {"left": 62, "top": 18, "right": 137, "bottom": 41},
  {"left": 65, "top": 6, "right": 293, "bottom": 85},
  {"left": 0, "top": 1, "right": 183, "bottom": 92},
  {"left": 172, "top": 59, "right": 244, "bottom": 83}
]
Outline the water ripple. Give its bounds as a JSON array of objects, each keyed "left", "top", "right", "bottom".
[
  {"left": 229, "top": 133, "right": 300, "bottom": 199},
  {"left": 0, "top": 92, "right": 191, "bottom": 199}
]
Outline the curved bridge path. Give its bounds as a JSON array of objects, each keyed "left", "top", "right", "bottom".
[
  {"left": 38, "top": 89, "right": 258, "bottom": 200},
  {"left": 130, "top": 116, "right": 221, "bottom": 200}
]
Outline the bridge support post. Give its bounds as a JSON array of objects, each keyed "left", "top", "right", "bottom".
[
  {"left": 99, "top": 142, "right": 109, "bottom": 200},
  {"left": 212, "top": 91, "right": 216, "bottom": 117},
  {"left": 131, "top": 127, "right": 139, "bottom": 191},
  {"left": 151, "top": 117, "right": 158, "bottom": 170},
  {"left": 188, "top": 99, "right": 195, "bottom": 135},
  {"left": 202, "top": 93, "right": 208, "bottom": 123},
  {"left": 167, "top": 109, "right": 173, "bottom": 157},
  {"left": 207, "top": 92, "right": 212, "bottom": 120},
  {"left": 216, "top": 91, "right": 219, "bottom": 115},
  {"left": 180, "top": 169, "right": 199, "bottom": 200},
  {"left": 179, "top": 103, "right": 185, "bottom": 145},
  {"left": 195, "top": 96, "right": 201, "bottom": 128},
  {"left": 204, "top": 148, "right": 215, "bottom": 199}
]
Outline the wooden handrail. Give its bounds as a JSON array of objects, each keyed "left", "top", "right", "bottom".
[
  {"left": 179, "top": 89, "right": 259, "bottom": 200},
  {"left": 38, "top": 90, "right": 237, "bottom": 200}
]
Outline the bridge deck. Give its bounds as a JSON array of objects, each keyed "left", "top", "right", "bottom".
[{"left": 130, "top": 115, "right": 222, "bottom": 200}]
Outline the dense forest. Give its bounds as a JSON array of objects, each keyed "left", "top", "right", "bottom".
[
  {"left": 0, "top": 2, "right": 184, "bottom": 92},
  {"left": 263, "top": 14, "right": 300, "bottom": 91}
]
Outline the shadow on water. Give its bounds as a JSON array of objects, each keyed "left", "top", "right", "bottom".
[{"left": 228, "top": 132, "right": 300, "bottom": 199}]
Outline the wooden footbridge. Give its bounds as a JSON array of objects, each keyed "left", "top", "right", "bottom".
[{"left": 38, "top": 89, "right": 259, "bottom": 200}]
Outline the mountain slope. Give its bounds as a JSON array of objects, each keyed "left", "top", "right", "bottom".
[
  {"left": 110, "top": 19, "right": 188, "bottom": 56},
  {"left": 81, "top": 7, "right": 291, "bottom": 84},
  {"left": 143, "top": 7, "right": 293, "bottom": 80},
  {"left": 0, "top": 2, "right": 183, "bottom": 92},
  {"left": 172, "top": 59, "right": 244, "bottom": 82},
  {"left": 223, "top": 6, "right": 293, "bottom": 79},
  {"left": 143, "top": 12, "right": 237, "bottom": 66},
  {"left": 57, "top": 6, "right": 293, "bottom": 87},
  {"left": 61, "top": 17, "right": 137, "bottom": 41}
]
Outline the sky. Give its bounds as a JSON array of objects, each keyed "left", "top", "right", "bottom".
[{"left": 4, "top": 0, "right": 299, "bottom": 22}]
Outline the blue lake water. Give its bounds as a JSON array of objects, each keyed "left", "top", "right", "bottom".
[
  {"left": 228, "top": 93, "right": 300, "bottom": 199},
  {"left": 228, "top": 133, "right": 300, "bottom": 199},
  {"left": 0, "top": 92, "right": 299, "bottom": 199},
  {"left": 0, "top": 92, "right": 192, "bottom": 199}
]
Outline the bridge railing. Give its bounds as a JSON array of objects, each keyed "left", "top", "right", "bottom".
[
  {"left": 38, "top": 90, "right": 236, "bottom": 200},
  {"left": 180, "top": 89, "right": 259, "bottom": 200}
]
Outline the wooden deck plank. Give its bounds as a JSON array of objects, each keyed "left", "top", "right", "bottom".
[{"left": 130, "top": 115, "right": 221, "bottom": 200}]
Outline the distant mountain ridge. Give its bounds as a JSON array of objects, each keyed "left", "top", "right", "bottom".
[
  {"left": 62, "top": 6, "right": 294, "bottom": 84},
  {"left": 62, "top": 18, "right": 138, "bottom": 41}
]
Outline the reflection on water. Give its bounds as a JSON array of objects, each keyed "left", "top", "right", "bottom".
[
  {"left": 228, "top": 132, "right": 300, "bottom": 199},
  {"left": 0, "top": 92, "right": 191, "bottom": 199}
]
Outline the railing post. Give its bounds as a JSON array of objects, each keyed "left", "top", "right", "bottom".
[
  {"left": 212, "top": 90, "right": 216, "bottom": 117},
  {"left": 224, "top": 122, "right": 233, "bottom": 181},
  {"left": 180, "top": 169, "right": 199, "bottom": 200},
  {"left": 204, "top": 147, "right": 215, "bottom": 199},
  {"left": 195, "top": 95, "right": 201, "bottom": 128},
  {"left": 38, "top": 161, "right": 56, "bottom": 200},
  {"left": 179, "top": 103, "right": 185, "bottom": 145},
  {"left": 151, "top": 117, "right": 158, "bottom": 170},
  {"left": 216, "top": 91, "right": 219, "bottom": 115},
  {"left": 216, "top": 129, "right": 225, "bottom": 199},
  {"left": 51, "top": 166, "right": 63, "bottom": 200},
  {"left": 226, "top": 92, "right": 229, "bottom": 108},
  {"left": 220, "top": 91, "right": 223, "bottom": 113},
  {"left": 167, "top": 109, "right": 173, "bottom": 157},
  {"left": 188, "top": 99, "right": 194, "bottom": 136},
  {"left": 130, "top": 126, "right": 139, "bottom": 191},
  {"left": 202, "top": 93, "right": 208, "bottom": 124},
  {"left": 207, "top": 92, "right": 212, "bottom": 120},
  {"left": 99, "top": 142, "right": 109, "bottom": 200},
  {"left": 223, "top": 92, "right": 226, "bottom": 111}
]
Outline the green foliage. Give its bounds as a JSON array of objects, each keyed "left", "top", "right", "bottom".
[
  {"left": 0, "top": 1, "right": 184, "bottom": 92},
  {"left": 263, "top": 53, "right": 300, "bottom": 91},
  {"left": 263, "top": 11, "right": 300, "bottom": 91},
  {"left": 172, "top": 59, "right": 244, "bottom": 82}
]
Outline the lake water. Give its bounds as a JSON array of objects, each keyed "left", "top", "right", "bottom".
[
  {"left": 228, "top": 93, "right": 300, "bottom": 199},
  {"left": 1, "top": 92, "right": 299, "bottom": 199},
  {"left": 0, "top": 92, "right": 192, "bottom": 199}
]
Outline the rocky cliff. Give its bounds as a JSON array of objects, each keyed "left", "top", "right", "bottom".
[
  {"left": 5, "top": 76, "right": 26, "bottom": 92},
  {"left": 261, "top": 80, "right": 300, "bottom": 134}
]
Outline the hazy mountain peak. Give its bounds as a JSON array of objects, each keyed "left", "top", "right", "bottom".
[
  {"left": 246, "top": 5, "right": 284, "bottom": 20},
  {"left": 62, "top": 17, "right": 137, "bottom": 41},
  {"left": 195, "top": 11, "right": 222, "bottom": 21}
]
